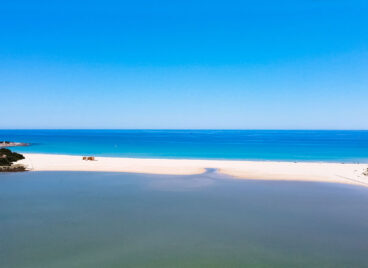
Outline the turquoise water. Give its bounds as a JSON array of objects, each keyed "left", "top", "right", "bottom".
[
  {"left": 1, "top": 171, "right": 368, "bottom": 267},
  {"left": 1, "top": 130, "right": 368, "bottom": 162}
]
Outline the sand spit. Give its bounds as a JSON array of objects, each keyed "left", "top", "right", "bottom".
[{"left": 18, "top": 153, "right": 368, "bottom": 187}]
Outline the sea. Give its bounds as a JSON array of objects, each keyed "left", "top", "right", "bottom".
[{"left": 1, "top": 129, "right": 368, "bottom": 162}]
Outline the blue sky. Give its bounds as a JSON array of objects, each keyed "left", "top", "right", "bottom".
[{"left": 1, "top": 0, "right": 367, "bottom": 129}]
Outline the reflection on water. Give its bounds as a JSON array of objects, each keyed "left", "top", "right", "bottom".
[
  {"left": 146, "top": 169, "right": 220, "bottom": 191},
  {"left": 1, "top": 171, "right": 368, "bottom": 268}
]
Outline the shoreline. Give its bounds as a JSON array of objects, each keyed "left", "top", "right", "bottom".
[
  {"left": 17, "top": 153, "right": 368, "bottom": 187},
  {"left": 14, "top": 151, "right": 368, "bottom": 164}
]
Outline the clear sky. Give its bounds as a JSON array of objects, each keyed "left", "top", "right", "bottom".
[{"left": 1, "top": 0, "right": 367, "bottom": 129}]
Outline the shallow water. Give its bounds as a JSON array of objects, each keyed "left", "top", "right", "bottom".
[
  {"left": 1, "top": 171, "right": 368, "bottom": 267},
  {"left": 1, "top": 129, "right": 368, "bottom": 162}
]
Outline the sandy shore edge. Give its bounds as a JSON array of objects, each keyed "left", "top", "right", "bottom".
[{"left": 18, "top": 153, "right": 368, "bottom": 187}]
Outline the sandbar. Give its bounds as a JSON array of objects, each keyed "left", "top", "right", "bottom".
[{"left": 18, "top": 153, "right": 368, "bottom": 187}]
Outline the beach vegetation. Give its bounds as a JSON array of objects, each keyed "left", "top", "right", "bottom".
[{"left": 0, "top": 148, "right": 25, "bottom": 166}]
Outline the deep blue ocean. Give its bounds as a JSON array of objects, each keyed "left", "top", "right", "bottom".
[{"left": 1, "top": 129, "right": 368, "bottom": 163}]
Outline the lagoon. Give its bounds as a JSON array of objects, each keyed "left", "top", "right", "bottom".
[{"left": 1, "top": 171, "right": 368, "bottom": 267}]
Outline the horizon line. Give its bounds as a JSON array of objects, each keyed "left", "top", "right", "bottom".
[{"left": 1, "top": 128, "right": 368, "bottom": 131}]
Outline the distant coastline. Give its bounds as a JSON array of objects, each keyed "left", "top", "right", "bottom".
[{"left": 0, "top": 141, "right": 30, "bottom": 147}]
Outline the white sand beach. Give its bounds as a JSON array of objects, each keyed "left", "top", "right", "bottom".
[{"left": 17, "top": 153, "right": 368, "bottom": 187}]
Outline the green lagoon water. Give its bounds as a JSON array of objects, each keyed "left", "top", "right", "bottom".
[{"left": 1, "top": 171, "right": 368, "bottom": 267}]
